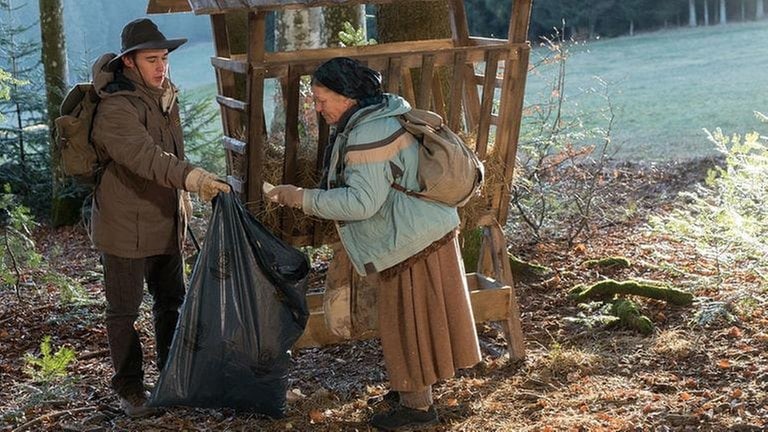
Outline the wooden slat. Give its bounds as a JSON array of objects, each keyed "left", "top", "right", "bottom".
[
  {"left": 416, "top": 54, "right": 435, "bottom": 110},
  {"left": 211, "top": 56, "right": 248, "bottom": 74},
  {"left": 385, "top": 57, "right": 402, "bottom": 94},
  {"left": 185, "top": 0, "right": 440, "bottom": 14},
  {"left": 211, "top": 14, "right": 242, "bottom": 176},
  {"left": 462, "top": 63, "right": 481, "bottom": 132},
  {"left": 509, "top": 0, "right": 534, "bottom": 43},
  {"left": 245, "top": 10, "right": 267, "bottom": 213},
  {"left": 222, "top": 136, "right": 246, "bottom": 154},
  {"left": 146, "top": 0, "right": 191, "bottom": 14},
  {"left": 265, "top": 39, "right": 455, "bottom": 65},
  {"left": 401, "top": 67, "right": 416, "bottom": 107},
  {"left": 280, "top": 67, "right": 302, "bottom": 239},
  {"left": 430, "top": 69, "right": 447, "bottom": 120},
  {"left": 476, "top": 215, "right": 525, "bottom": 360},
  {"left": 494, "top": 45, "right": 530, "bottom": 226},
  {"left": 475, "top": 50, "right": 500, "bottom": 158},
  {"left": 216, "top": 95, "right": 247, "bottom": 112},
  {"left": 448, "top": 0, "right": 470, "bottom": 45},
  {"left": 447, "top": 52, "right": 466, "bottom": 131},
  {"left": 294, "top": 273, "right": 513, "bottom": 349}
]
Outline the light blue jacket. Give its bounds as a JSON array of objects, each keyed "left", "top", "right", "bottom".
[{"left": 302, "top": 94, "right": 460, "bottom": 276}]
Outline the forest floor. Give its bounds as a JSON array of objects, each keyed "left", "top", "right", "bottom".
[{"left": 1, "top": 157, "right": 767, "bottom": 432}]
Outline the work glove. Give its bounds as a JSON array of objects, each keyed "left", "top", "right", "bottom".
[
  {"left": 185, "top": 167, "right": 231, "bottom": 202},
  {"left": 266, "top": 184, "right": 304, "bottom": 209}
]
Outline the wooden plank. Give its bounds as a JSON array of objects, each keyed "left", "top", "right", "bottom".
[
  {"left": 401, "top": 67, "right": 416, "bottom": 107},
  {"left": 257, "top": 45, "right": 513, "bottom": 80},
  {"left": 295, "top": 281, "right": 513, "bottom": 349},
  {"left": 216, "top": 95, "right": 248, "bottom": 112},
  {"left": 447, "top": 0, "right": 470, "bottom": 45},
  {"left": 222, "top": 136, "right": 246, "bottom": 154},
  {"left": 185, "top": 0, "right": 439, "bottom": 13},
  {"left": 264, "top": 39, "right": 456, "bottom": 65},
  {"left": 508, "top": 0, "right": 534, "bottom": 43},
  {"left": 462, "top": 63, "right": 481, "bottom": 132},
  {"left": 430, "top": 69, "right": 447, "bottom": 120},
  {"left": 245, "top": 10, "right": 268, "bottom": 213},
  {"left": 211, "top": 14, "right": 242, "bottom": 176},
  {"left": 146, "top": 0, "right": 191, "bottom": 14},
  {"left": 281, "top": 67, "right": 301, "bottom": 239},
  {"left": 416, "top": 54, "right": 435, "bottom": 110},
  {"left": 476, "top": 215, "right": 525, "bottom": 360},
  {"left": 446, "top": 52, "right": 466, "bottom": 131},
  {"left": 211, "top": 56, "right": 248, "bottom": 74},
  {"left": 385, "top": 57, "right": 402, "bottom": 94},
  {"left": 494, "top": 46, "right": 530, "bottom": 226},
  {"left": 475, "top": 50, "right": 500, "bottom": 158}
]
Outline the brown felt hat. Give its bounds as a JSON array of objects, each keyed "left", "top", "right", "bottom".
[{"left": 106, "top": 18, "right": 187, "bottom": 71}]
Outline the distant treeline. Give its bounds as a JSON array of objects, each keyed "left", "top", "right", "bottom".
[{"left": 467, "top": 0, "right": 768, "bottom": 41}]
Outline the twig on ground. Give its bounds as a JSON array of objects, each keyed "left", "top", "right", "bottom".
[{"left": 11, "top": 406, "right": 97, "bottom": 432}]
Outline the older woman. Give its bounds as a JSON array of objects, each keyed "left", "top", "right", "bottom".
[{"left": 267, "top": 57, "right": 481, "bottom": 431}]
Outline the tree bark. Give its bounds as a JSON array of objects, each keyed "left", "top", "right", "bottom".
[
  {"left": 719, "top": 0, "right": 727, "bottom": 24},
  {"left": 376, "top": 0, "right": 451, "bottom": 42},
  {"left": 39, "top": 0, "right": 71, "bottom": 226},
  {"left": 758, "top": 0, "right": 765, "bottom": 19},
  {"left": 322, "top": 5, "right": 365, "bottom": 47},
  {"left": 275, "top": 7, "right": 324, "bottom": 51},
  {"left": 689, "top": 0, "right": 698, "bottom": 26},
  {"left": 704, "top": 0, "right": 710, "bottom": 25}
]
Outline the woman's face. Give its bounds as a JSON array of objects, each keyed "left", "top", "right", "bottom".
[{"left": 311, "top": 84, "right": 356, "bottom": 125}]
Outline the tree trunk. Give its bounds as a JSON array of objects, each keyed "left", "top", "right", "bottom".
[
  {"left": 741, "top": 0, "right": 746, "bottom": 20},
  {"left": 376, "top": 0, "right": 451, "bottom": 42},
  {"left": 39, "top": 0, "right": 72, "bottom": 226},
  {"left": 689, "top": 0, "right": 698, "bottom": 25},
  {"left": 376, "top": 0, "right": 452, "bottom": 110},
  {"left": 720, "top": 0, "right": 727, "bottom": 24},
  {"left": 322, "top": 5, "right": 365, "bottom": 47},
  {"left": 704, "top": 0, "right": 710, "bottom": 24},
  {"left": 629, "top": 19, "right": 634, "bottom": 36},
  {"left": 275, "top": 7, "right": 324, "bottom": 51},
  {"left": 758, "top": 0, "right": 765, "bottom": 19}
]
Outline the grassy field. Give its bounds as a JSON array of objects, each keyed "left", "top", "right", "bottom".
[
  {"left": 175, "top": 21, "right": 768, "bottom": 161},
  {"left": 525, "top": 20, "right": 768, "bottom": 160}
]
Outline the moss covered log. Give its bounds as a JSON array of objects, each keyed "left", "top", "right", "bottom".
[
  {"left": 583, "top": 256, "right": 631, "bottom": 271},
  {"left": 570, "top": 279, "right": 693, "bottom": 306},
  {"left": 611, "top": 299, "right": 654, "bottom": 335}
]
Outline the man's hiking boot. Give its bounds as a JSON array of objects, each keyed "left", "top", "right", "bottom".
[
  {"left": 370, "top": 405, "right": 439, "bottom": 431},
  {"left": 119, "top": 390, "right": 156, "bottom": 418}
]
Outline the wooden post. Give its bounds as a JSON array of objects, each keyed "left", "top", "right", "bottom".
[
  {"left": 476, "top": 214, "right": 525, "bottom": 360},
  {"left": 246, "top": 11, "right": 268, "bottom": 213}
]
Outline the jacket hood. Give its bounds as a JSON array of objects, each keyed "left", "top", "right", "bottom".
[
  {"left": 347, "top": 93, "right": 412, "bottom": 130},
  {"left": 92, "top": 53, "right": 134, "bottom": 98}
]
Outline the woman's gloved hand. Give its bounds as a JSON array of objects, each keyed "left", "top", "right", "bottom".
[
  {"left": 185, "top": 167, "right": 231, "bottom": 202},
  {"left": 266, "top": 184, "right": 304, "bottom": 209}
]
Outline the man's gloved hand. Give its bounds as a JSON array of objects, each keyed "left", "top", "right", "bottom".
[
  {"left": 185, "top": 167, "right": 231, "bottom": 202},
  {"left": 266, "top": 184, "right": 304, "bottom": 209}
]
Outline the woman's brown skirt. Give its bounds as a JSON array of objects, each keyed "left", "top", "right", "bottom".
[{"left": 376, "top": 235, "right": 482, "bottom": 392}]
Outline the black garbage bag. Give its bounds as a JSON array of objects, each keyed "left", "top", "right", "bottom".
[{"left": 149, "top": 193, "right": 309, "bottom": 417}]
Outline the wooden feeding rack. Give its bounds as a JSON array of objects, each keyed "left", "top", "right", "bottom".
[{"left": 147, "top": 0, "right": 532, "bottom": 360}]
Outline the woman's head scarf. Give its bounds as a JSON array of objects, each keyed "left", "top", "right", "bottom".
[{"left": 312, "top": 57, "right": 384, "bottom": 107}]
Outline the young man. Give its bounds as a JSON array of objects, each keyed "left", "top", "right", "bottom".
[{"left": 90, "top": 17, "right": 230, "bottom": 417}]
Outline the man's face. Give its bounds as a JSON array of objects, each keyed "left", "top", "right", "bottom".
[
  {"left": 123, "top": 49, "right": 169, "bottom": 89},
  {"left": 311, "top": 84, "right": 356, "bottom": 125}
]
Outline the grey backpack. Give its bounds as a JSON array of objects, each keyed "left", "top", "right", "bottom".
[{"left": 393, "top": 108, "right": 484, "bottom": 207}]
